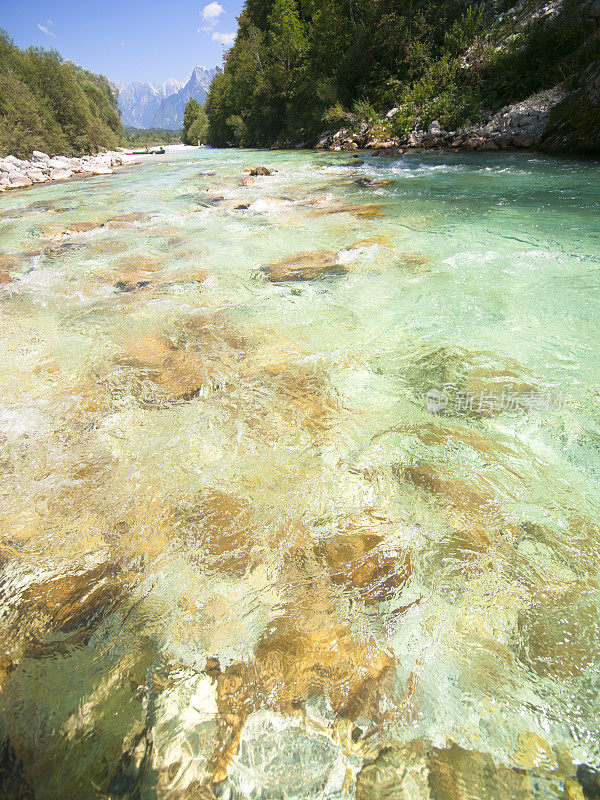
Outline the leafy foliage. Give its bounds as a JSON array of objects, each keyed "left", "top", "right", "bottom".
[
  {"left": 182, "top": 97, "right": 209, "bottom": 144},
  {"left": 124, "top": 127, "right": 182, "bottom": 146},
  {"left": 204, "top": 0, "right": 594, "bottom": 146},
  {"left": 0, "top": 30, "right": 123, "bottom": 158}
]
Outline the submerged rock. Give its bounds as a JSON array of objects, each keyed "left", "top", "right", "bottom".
[
  {"left": 228, "top": 711, "right": 346, "bottom": 800},
  {"left": 208, "top": 601, "right": 394, "bottom": 782},
  {"left": 114, "top": 333, "right": 211, "bottom": 404},
  {"left": 428, "top": 742, "right": 535, "bottom": 799},
  {"left": 18, "top": 561, "right": 126, "bottom": 636},
  {"left": 257, "top": 360, "right": 340, "bottom": 438},
  {"left": 396, "top": 251, "right": 429, "bottom": 273},
  {"left": 261, "top": 250, "right": 347, "bottom": 282},
  {"left": 356, "top": 739, "right": 431, "bottom": 800},
  {"left": 576, "top": 765, "right": 600, "bottom": 799},
  {"left": 321, "top": 202, "right": 385, "bottom": 219},
  {"left": 511, "top": 732, "right": 557, "bottom": 772},
  {"left": 517, "top": 590, "right": 600, "bottom": 683},
  {"left": 0, "top": 254, "right": 20, "bottom": 284},
  {"left": 173, "top": 490, "right": 259, "bottom": 576},
  {"left": 314, "top": 525, "right": 412, "bottom": 604},
  {"left": 0, "top": 738, "right": 35, "bottom": 800}
]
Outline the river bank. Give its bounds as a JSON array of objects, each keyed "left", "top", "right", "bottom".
[
  {"left": 0, "top": 144, "right": 196, "bottom": 193},
  {"left": 312, "top": 86, "right": 579, "bottom": 155},
  {"left": 0, "top": 149, "right": 141, "bottom": 192}
]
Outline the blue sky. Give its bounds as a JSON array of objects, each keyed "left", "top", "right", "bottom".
[{"left": 2, "top": 0, "right": 244, "bottom": 84}]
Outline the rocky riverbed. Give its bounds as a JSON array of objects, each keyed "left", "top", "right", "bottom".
[
  {"left": 0, "top": 150, "right": 140, "bottom": 192},
  {"left": 1, "top": 147, "right": 600, "bottom": 799}
]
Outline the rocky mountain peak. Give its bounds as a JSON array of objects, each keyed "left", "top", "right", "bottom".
[{"left": 117, "top": 66, "right": 216, "bottom": 130}]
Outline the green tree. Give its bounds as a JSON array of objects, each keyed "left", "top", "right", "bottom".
[
  {"left": 0, "top": 29, "right": 123, "bottom": 158},
  {"left": 183, "top": 97, "right": 209, "bottom": 144},
  {"left": 204, "top": 0, "right": 592, "bottom": 148}
]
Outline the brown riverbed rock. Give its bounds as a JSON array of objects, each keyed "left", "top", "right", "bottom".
[
  {"left": 209, "top": 614, "right": 395, "bottom": 782},
  {"left": 113, "top": 271, "right": 155, "bottom": 293},
  {"left": 18, "top": 562, "right": 125, "bottom": 636},
  {"left": 261, "top": 250, "right": 347, "bottom": 282},
  {"left": 107, "top": 211, "right": 151, "bottom": 226},
  {"left": 357, "top": 739, "right": 432, "bottom": 800},
  {"left": 87, "top": 239, "right": 128, "bottom": 254},
  {"left": 67, "top": 221, "right": 105, "bottom": 234},
  {"left": 428, "top": 742, "right": 535, "bottom": 799},
  {"left": 115, "top": 255, "right": 162, "bottom": 272},
  {"left": 320, "top": 202, "right": 385, "bottom": 219},
  {"left": 564, "top": 778, "right": 586, "bottom": 800},
  {"left": 0, "top": 253, "right": 20, "bottom": 276},
  {"left": 398, "top": 465, "right": 507, "bottom": 531},
  {"left": 42, "top": 220, "right": 106, "bottom": 240},
  {"left": 173, "top": 490, "right": 259, "bottom": 576},
  {"left": 380, "top": 342, "right": 539, "bottom": 418},
  {"left": 395, "top": 464, "right": 520, "bottom": 566},
  {"left": 348, "top": 235, "right": 393, "bottom": 250},
  {"left": 517, "top": 589, "right": 600, "bottom": 683},
  {"left": 511, "top": 732, "right": 558, "bottom": 771},
  {"left": 396, "top": 251, "right": 429, "bottom": 272},
  {"left": 314, "top": 524, "right": 413, "bottom": 603},
  {"left": 258, "top": 360, "right": 342, "bottom": 439},
  {"left": 114, "top": 333, "right": 212, "bottom": 404}
]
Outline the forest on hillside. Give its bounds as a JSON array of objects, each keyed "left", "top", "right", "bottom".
[
  {"left": 204, "top": 0, "right": 598, "bottom": 147},
  {"left": 0, "top": 31, "right": 123, "bottom": 158}
]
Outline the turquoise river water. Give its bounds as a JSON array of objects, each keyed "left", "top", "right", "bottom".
[{"left": 0, "top": 147, "right": 599, "bottom": 799}]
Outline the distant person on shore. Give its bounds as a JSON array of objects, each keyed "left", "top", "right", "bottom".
[{"left": 145, "top": 143, "right": 149, "bottom": 153}]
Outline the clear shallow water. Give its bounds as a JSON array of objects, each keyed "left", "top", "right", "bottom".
[{"left": 0, "top": 148, "right": 599, "bottom": 799}]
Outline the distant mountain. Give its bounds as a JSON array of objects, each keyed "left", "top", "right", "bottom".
[
  {"left": 152, "top": 67, "right": 217, "bottom": 130},
  {"left": 115, "top": 67, "right": 217, "bottom": 130},
  {"left": 115, "top": 78, "right": 184, "bottom": 129}
]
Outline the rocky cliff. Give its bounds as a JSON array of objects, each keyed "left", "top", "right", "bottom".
[
  {"left": 542, "top": 58, "right": 600, "bottom": 153},
  {"left": 116, "top": 67, "right": 216, "bottom": 130},
  {"left": 152, "top": 67, "right": 216, "bottom": 130},
  {"left": 115, "top": 79, "right": 184, "bottom": 129}
]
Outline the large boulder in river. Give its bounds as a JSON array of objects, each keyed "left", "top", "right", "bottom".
[
  {"left": 4, "top": 155, "right": 27, "bottom": 168},
  {"left": 26, "top": 169, "right": 47, "bottom": 183},
  {"left": 261, "top": 250, "right": 347, "bottom": 283},
  {"left": 50, "top": 168, "right": 73, "bottom": 180},
  {"left": 8, "top": 172, "right": 32, "bottom": 188}
]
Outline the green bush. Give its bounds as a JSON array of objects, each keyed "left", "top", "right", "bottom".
[
  {"left": 321, "top": 103, "right": 354, "bottom": 130},
  {"left": 352, "top": 98, "right": 379, "bottom": 124},
  {"left": 390, "top": 56, "right": 480, "bottom": 136}
]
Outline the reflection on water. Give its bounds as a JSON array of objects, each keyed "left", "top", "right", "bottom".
[{"left": 0, "top": 148, "right": 599, "bottom": 799}]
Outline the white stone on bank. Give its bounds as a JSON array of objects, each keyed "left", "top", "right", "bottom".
[{"left": 0, "top": 149, "right": 139, "bottom": 192}]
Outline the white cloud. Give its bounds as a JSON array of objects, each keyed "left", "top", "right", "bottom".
[
  {"left": 212, "top": 31, "right": 235, "bottom": 46},
  {"left": 202, "top": 2, "right": 224, "bottom": 25},
  {"left": 37, "top": 20, "right": 56, "bottom": 38}
]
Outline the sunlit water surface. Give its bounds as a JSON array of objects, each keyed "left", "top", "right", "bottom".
[{"left": 0, "top": 148, "right": 600, "bottom": 799}]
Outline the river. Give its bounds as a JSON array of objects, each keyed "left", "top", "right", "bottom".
[{"left": 0, "top": 147, "right": 599, "bottom": 799}]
